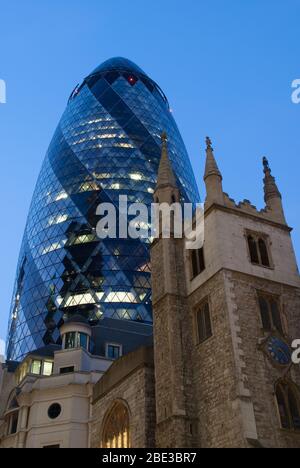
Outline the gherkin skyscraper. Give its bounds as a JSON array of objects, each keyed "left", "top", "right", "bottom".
[{"left": 7, "top": 57, "right": 200, "bottom": 361}]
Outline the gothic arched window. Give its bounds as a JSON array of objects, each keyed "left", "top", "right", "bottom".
[
  {"left": 6, "top": 392, "right": 19, "bottom": 436},
  {"left": 276, "top": 382, "right": 300, "bottom": 431},
  {"left": 247, "top": 232, "right": 271, "bottom": 268},
  {"left": 102, "top": 401, "right": 130, "bottom": 448},
  {"left": 258, "top": 294, "right": 283, "bottom": 335}
]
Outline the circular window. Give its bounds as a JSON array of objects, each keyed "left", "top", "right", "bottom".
[{"left": 48, "top": 403, "right": 62, "bottom": 420}]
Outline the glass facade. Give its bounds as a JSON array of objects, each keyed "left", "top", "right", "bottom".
[{"left": 6, "top": 57, "right": 200, "bottom": 361}]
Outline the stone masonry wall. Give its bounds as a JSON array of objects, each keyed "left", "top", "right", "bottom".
[
  {"left": 228, "top": 270, "right": 300, "bottom": 448},
  {"left": 91, "top": 365, "right": 156, "bottom": 448},
  {"left": 188, "top": 270, "right": 248, "bottom": 448},
  {"left": 151, "top": 237, "right": 198, "bottom": 448},
  {"left": 188, "top": 268, "right": 300, "bottom": 448}
]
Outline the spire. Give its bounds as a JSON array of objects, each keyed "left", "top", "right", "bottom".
[
  {"left": 154, "top": 133, "right": 181, "bottom": 237},
  {"left": 156, "top": 132, "right": 178, "bottom": 190},
  {"left": 262, "top": 157, "right": 286, "bottom": 224},
  {"left": 263, "top": 157, "right": 282, "bottom": 202},
  {"left": 204, "top": 137, "right": 222, "bottom": 181},
  {"left": 204, "top": 137, "right": 224, "bottom": 206}
]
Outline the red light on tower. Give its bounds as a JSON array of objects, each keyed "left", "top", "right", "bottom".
[{"left": 127, "top": 75, "right": 137, "bottom": 86}]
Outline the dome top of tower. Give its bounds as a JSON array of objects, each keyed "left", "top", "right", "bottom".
[
  {"left": 87, "top": 57, "right": 170, "bottom": 108},
  {"left": 90, "top": 57, "right": 147, "bottom": 77}
]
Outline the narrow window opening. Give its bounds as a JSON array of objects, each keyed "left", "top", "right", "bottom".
[
  {"left": 248, "top": 236, "right": 259, "bottom": 264},
  {"left": 196, "top": 302, "right": 212, "bottom": 343},
  {"left": 191, "top": 248, "right": 206, "bottom": 279},
  {"left": 60, "top": 366, "right": 75, "bottom": 374},
  {"left": 192, "top": 250, "right": 198, "bottom": 278},
  {"left": 276, "top": 385, "right": 289, "bottom": 429},
  {"left": 259, "top": 238, "right": 270, "bottom": 267},
  {"left": 9, "top": 412, "right": 19, "bottom": 435},
  {"left": 259, "top": 296, "right": 272, "bottom": 332},
  {"left": 271, "top": 300, "right": 283, "bottom": 335}
]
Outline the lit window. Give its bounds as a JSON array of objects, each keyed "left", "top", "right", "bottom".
[
  {"left": 63, "top": 292, "right": 104, "bottom": 307},
  {"left": 18, "top": 362, "right": 29, "bottom": 383},
  {"left": 110, "top": 183, "right": 120, "bottom": 190},
  {"left": 93, "top": 172, "right": 114, "bottom": 179},
  {"left": 43, "top": 361, "right": 53, "bottom": 376},
  {"left": 98, "top": 133, "right": 117, "bottom": 139},
  {"left": 65, "top": 293, "right": 91, "bottom": 307},
  {"left": 31, "top": 360, "right": 42, "bottom": 375},
  {"left": 104, "top": 292, "right": 137, "bottom": 304},
  {"left": 102, "top": 402, "right": 130, "bottom": 448},
  {"left": 55, "top": 191, "right": 68, "bottom": 201},
  {"left": 56, "top": 214, "right": 68, "bottom": 224},
  {"left": 114, "top": 143, "right": 134, "bottom": 149},
  {"left": 48, "top": 214, "right": 68, "bottom": 226},
  {"left": 79, "top": 182, "right": 100, "bottom": 192},
  {"left": 73, "top": 134, "right": 117, "bottom": 145},
  {"left": 41, "top": 240, "right": 66, "bottom": 255},
  {"left": 72, "top": 234, "right": 96, "bottom": 245},
  {"left": 129, "top": 173, "right": 142, "bottom": 181}
]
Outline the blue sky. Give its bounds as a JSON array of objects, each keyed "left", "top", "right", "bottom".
[{"left": 0, "top": 0, "right": 299, "bottom": 347}]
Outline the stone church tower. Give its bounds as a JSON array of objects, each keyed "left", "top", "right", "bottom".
[
  {"left": 151, "top": 136, "right": 300, "bottom": 448},
  {"left": 151, "top": 133, "right": 197, "bottom": 447},
  {"left": 1, "top": 135, "right": 299, "bottom": 449}
]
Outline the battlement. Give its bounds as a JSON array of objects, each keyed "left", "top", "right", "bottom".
[
  {"left": 222, "top": 193, "right": 287, "bottom": 227},
  {"left": 203, "top": 139, "right": 287, "bottom": 227}
]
